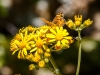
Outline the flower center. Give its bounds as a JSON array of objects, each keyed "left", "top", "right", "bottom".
[
  {"left": 56, "top": 33, "right": 63, "bottom": 41},
  {"left": 36, "top": 40, "right": 43, "bottom": 48},
  {"left": 75, "top": 21, "right": 81, "bottom": 26},
  {"left": 20, "top": 41, "right": 26, "bottom": 49}
]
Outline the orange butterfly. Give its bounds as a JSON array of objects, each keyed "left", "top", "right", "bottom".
[{"left": 40, "top": 12, "right": 65, "bottom": 27}]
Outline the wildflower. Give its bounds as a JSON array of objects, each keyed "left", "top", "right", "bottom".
[
  {"left": 27, "top": 25, "right": 36, "bottom": 32},
  {"left": 36, "top": 26, "right": 49, "bottom": 39},
  {"left": 29, "top": 64, "right": 35, "bottom": 70},
  {"left": 37, "top": 48, "right": 43, "bottom": 54},
  {"left": 46, "top": 26, "right": 73, "bottom": 50},
  {"left": 32, "top": 53, "right": 41, "bottom": 62},
  {"left": 74, "top": 15, "right": 82, "bottom": 26},
  {"left": 29, "top": 36, "right": 43, "bottom": 53},
  {"left": 66, "top": 15, "right": 93, "bottom": 30},
  {"left": 26, "top": 53, "right": 33, "bottom": 61},
  {"left": 38, "top": 60, "right": 45, "bottom": 67},
  {"left": 29, "top": 29, "right": 51, "bottom": 53},
  {"left": 83, "top": 19, "right": 93, "bottom": 26},
  {"left": 10, "top": 26, "right": 36, "bottom": 59},
  {"left": 66, "top": 20, "right": 74, "bottom": 28},
  {"left": 44, "top": 52, "right": 51, "bottom": 57}
]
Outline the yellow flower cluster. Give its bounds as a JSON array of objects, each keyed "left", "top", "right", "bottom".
[
  {"left": 66, "top": 15, "right": 93, "bottom": 31},
  {"left": 10, "top": 12, "right": 74, "bottom": 70}
]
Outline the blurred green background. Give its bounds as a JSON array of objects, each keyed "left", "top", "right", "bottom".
[{"left": 0, "top": 0, "right": 100, "bottom": 75}]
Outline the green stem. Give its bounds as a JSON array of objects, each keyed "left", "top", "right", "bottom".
[
  {"left": 49, "top": 55, "right": 62, "bottom": 75},
  {"left": 76, "top": 30, "right": 81, "bottom": 75}
]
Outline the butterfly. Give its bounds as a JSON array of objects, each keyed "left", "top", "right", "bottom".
[{"left": 40, "top": 11, "right": 65, "bottom": 27}]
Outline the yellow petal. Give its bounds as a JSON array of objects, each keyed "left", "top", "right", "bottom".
[
  {"left": 29, "top": 41, "right": 35, "bottom": 44},
  {"left": 20, "top": 33, "right": 23, "bottom": 41},
  {"left": 14, "top": 40, "right": 20, "bottom": 46},
  {"left": 21, "top": 49, "right": 25, "bottom": 58},
  {"left": 31, "top": 44, "right": 36, "bottom": 47},
  {"left": 49, "top": 39, "right": 56, "bottom": 42},
  {"left": 61, "top": 39, "right": 66, "bottom": 46},
  {"left": 64, "top": 36, "right": 72, "bottom": 39},
  {"left": 30, "top": 47, "right": 37, "bottom": 52},
  {"left": 56, "top": 26, "right": 60, "bottom": 33},
  {"left": 59, "top": 26, "right": 63, "bottom": 32},
  {"left": 12, "top": 50, "right": 18, "bottom": 55},
  {"left": 50, "top": 28, "right": 56, "bottom": 35},
  {"left": 56, "top": 41, "right": 61, "bottom": 46},
  {"left": 18, "top": 50, "right": 21, "bottom": 59},
  {"left": 46, "top": 34, "right": 55, "bottom": 38},
  {"left": 43, "top": 45, "right": 48, "bottom": 50},
  {"left": 25, "top": 28, "right": 28, "bottom": 37},
  {"left": 23, "top": 48, "right": 27, "bottom": 56},
  {"left": 26, "top": 45, "right": 31, "bottom": 50},
  {"left": 62, "top": 30, "right": 69, "bottom": 36}
]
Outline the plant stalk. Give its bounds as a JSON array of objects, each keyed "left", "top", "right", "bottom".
[
  {"left": 49, "top": 55, "right": 62, "bottom": 75},
  {"left": 76, "top": 30, "right": 81, "bottom": 75}
]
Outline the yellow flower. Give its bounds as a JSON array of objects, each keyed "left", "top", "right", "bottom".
[
  {"left": 29, "top": 64, "right": 35, "bottom": 70},
  {"left": 66, "top": 15, "right": 93, "bottom": 30},
  {"left": 66, "top": 19, "right": 74, "bottom": 28},
  {"left": 36, "top": 25, "right": 50, "bottom": 39},
  {"left": 74, "top": 15, "right": 82, "bottom": 26},
  {"left": 74, "top": 15, "right": 82, "bottom": 22},
  {"left": 83, "top": 19, "right": 93, "bottom": 26},
  {"left": 32, "top": 54, "right": 41, "bottom": 62},
  {"left": 75, "top": 21, "right": 81, "bottom": 26},
  {"left": 37, "top": 48, "right": 43, "bottom": 54},
  {"left": 46, "top": 26, "right": 73, "bottom": 50},
  {"left": 30, "top": 37, "right": 43, "bottom": 52},
  {"left": 26, "top": 52, "right": 41, "bottom": 63},
  {"left": 38, "top": 60, "right": 45, "bottom": 68},
  {"left": 27, "top": 25, "right": 36, "bottom": 32},
  {"left": 10, "top": 26, "right": 36, "bottom": 59},
  {"left": 29, "top": 34, "right": 50, "bottom": 53},
  {"left": 44, "top": 52, "right": 51, "bottom": 57},
  {"left": 66, "top": 15, "right": 82, "bottom": 27}
]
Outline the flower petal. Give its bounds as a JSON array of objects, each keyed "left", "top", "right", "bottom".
[
  {"left": 30, "top": 47, "right": 37, "bottom": 52},
  {"left": 46, "top": 34, "right": 55, "bottom": 38},
  {"left": 50, "top": 28, "right": 56, "bottom": 35},
  {"left": 59, "top": 26, "right": 63, "bottom": 32},
  {"left": 20, "top": 33, "right": 23, "bottom": 41},
  {"left": 18, "top": 50, "right": 21, "bottom": 59},
  {"left": 23, "top": 48, "right": 27, "bottom": 56},
  {"left": 49, "top": 39, "right": 56, "bottom": 42},
  {"left": 64, "top": 36, "right": 72, "bottom": 39},
  {"left": 61, "top": 39, "right": 66, "bottom": 46},
  {"left": 56, "top": 26, "right": 60, "bottom": 33},
  {"left": 12, "top": 50, "right": 18, "bottom": 55},
  {"left": 56, "top": 41, "right": 61, "bottom": 46}
]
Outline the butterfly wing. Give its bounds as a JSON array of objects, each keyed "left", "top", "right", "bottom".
[{"left": 40, "top": 12, "right": 65, "bottom": 27}]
